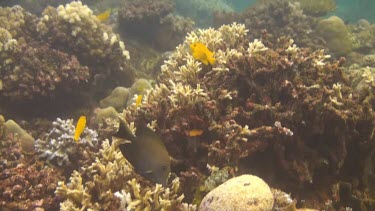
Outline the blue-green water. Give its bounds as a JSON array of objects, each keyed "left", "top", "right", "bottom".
[{"left": 230, "top": 0, "right": 375, "bottom": 23}]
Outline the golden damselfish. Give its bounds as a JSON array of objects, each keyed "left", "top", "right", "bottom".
[
  {"left": 135, "top": 95, "right": 143, "bottom": 107},
  {"left": 190, "top": 42, "right": 216, "bottom": 65},
  {"left": 74, "top": 116, "right": 86, "bottom": 142},
  {"left": 96, "top": 9, "right": 111, "bottom": 22},
  {"left": 188, "top": 129, "right": 204, "bottom": 137}
]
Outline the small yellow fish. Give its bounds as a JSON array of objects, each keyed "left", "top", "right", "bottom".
[
  {"left": 190, "top": 42, "right": 216, "bottom": 65},
  {"left": 135, "top": 95, "right": 143, "bottom": 107},
  {"left": 188, "top": 129, "right": 204, "bottom": 137},
  {"left": 96, "top": 9, "right": 111, "bottom": 22},
  {"left": 74, "top": 116, "right": 86, "bottom": 142}
]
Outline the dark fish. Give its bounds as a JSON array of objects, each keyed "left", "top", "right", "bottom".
[{"left": 113, "top": 118, "right": 171, "bottom": 185}]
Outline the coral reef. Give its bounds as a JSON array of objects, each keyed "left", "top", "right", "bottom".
[
  {"left": 213, "top": 0, "right": 323, "bottom": 51},
  {"left": 119, "top": 0, "right": 174, "bottom": 24},
  {"left": 118, "top": 0, "right": 174, "bottom": 42},
  {"left": 99, "top": 86, "right": 130, "bottom": 111},
  {"left": 348, "top": 19, "right": 375, "bottom": 54},
  {"left": 119, "top": 22, "right": 375, "bottom": 209},
  {"left": 155, "top": 14, "right": 195, "bottom": 51},
  {"left": 4, "top": 119, "right": 35, "bottom": 153},
  {"left": 56, "top": 139, "right": 195, "bottom": 210},
  {"left": 118, "top": 0, "right": 194, "bottom": 51},
  {"left": 291, "top": 0, "right": 337, "bottom": 17},
  {"left": 0, "top": 133, "right": 64, "bottom": 210},
  {"left": 317, "top": 16, "right": 352, "bottom": 56},
  {"left": 129, "top": 78, "right": 153, "bottom": 96},
  {"left": 175, "top": 0, "right": 233, "bottom": 27},
  {"left": 0, "top": 6, "right": 89, "bottom": 101},
  {"left": 37, "top": 1, "right": 132, "bottom": 81},
  {"left": 0, "top": 115, "right": 4, "bottom": 140},
  {"left": 0, "top": 2, "right": 133, "bottom": 102},
  {"left": 35, "top": 118, "right": 99, "bottom": 167},
  {"left": 199, "top": 174, "right": 274, "bottom": 210}
]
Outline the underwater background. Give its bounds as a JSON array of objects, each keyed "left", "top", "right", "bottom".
[{"left": 0, "top": 0, "right": 375, "bottom": 210}]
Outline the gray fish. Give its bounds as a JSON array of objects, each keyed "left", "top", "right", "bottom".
[{"left": 113, "top": 118, "right": 171, "bottom": 185}]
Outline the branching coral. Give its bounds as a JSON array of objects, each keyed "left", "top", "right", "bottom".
[
  {"left": 56, "top": 138, "right": 195, "bottom": 210},
  {"left": 119, "top": 22, "right": 375, "bottom": 209},
  {"left": 115, "top": 178, "right": 196, "bottom": 211},
  {"left": 35, "top": 118, "right": 98, "bottom": 166}
]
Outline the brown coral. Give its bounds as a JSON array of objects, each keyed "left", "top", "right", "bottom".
[
  {"left": 213, "top": 0, "right": 324, "bottom": 51},
  {"left": 118, "top": 0, "right": 180, "bottom": 50},
  {"left": 0, "top": 134, "right": 64, "bottom": 210},
  {"left": 1, "top": 42, "right": 89, "bottom": 100},
  {"left": 119, "top": 23, "right": 375, "bottom": 209}
]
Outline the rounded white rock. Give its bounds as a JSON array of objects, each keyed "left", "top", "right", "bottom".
[{"left": 199, "top": 174, "right": 274, "bottom": 211}]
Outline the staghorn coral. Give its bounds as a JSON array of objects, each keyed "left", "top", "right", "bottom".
[
  {"left": 56, "top": 139, "right": 133, "bottom": 210},
  {"left": 0, "top": 133, "right": 64, "bottom": 210},
  {"left": 114, "top": 178, "right": 196, "bottom": 211},
  {"left": 56, "top": 138, "right": 196, "bottom": 210},
  {"left": 35, "top": 118, "right": 98, "bottom": 167},
  {"left": 119, "top": 22, "right": 375, "bottom": 209}
]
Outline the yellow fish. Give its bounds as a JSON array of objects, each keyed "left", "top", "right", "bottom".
[
  {"left": 190, "top": 42, "right": 216, "bottom": 65},
  {"left": 74, "top": 116, "right": 86, "bottom": 142},
  {"left": 96, "top": 9, "right": 111, "bottom": 22},
  {"left": 135, "top": 95, "right": 143, "bottom": 107},
  {"left": 188, "top": 129, "right": 204, "bottom": 137}
]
